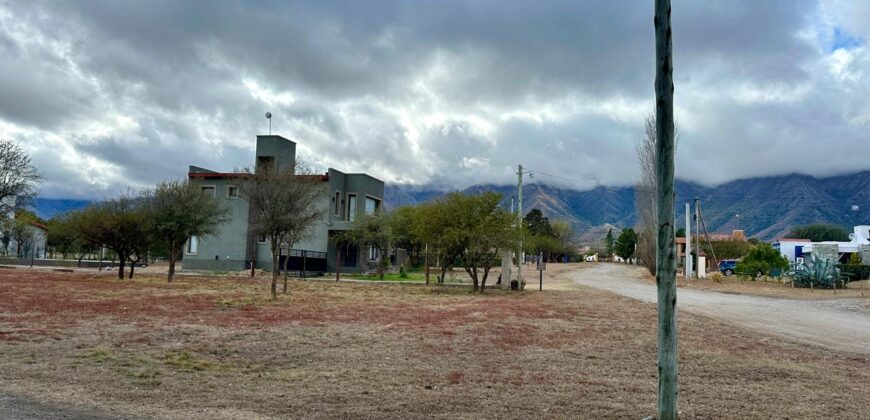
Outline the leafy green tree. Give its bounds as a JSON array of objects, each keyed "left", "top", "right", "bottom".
[
  {"left": 414, "top": 196, "right": 464, "bottom": 285},
  {"left": 737, "top": 243, "right": 789, "bottom": 277},
  {"left": 675, "top": 227, "right": 685, "bottom": 238},
  {"left": 144, "top": 180, "right": 229, "bottom": 283},
  {"left": 69, "top": 193, "right": 152, "bottom": 279},
  {"left": 702, "top": 239, "right": 752, "bottom": 260},
  {"left": 47, "top": 213, "right": 93, "bottom": 264},
  {"left": 787, "top": 224, "right": 850, "bottom": 242},
  {"left": 388, "top": 206, "right": 424, "bottom": 267},
  {"left": 614, "top": 228, "right": 638, "bottom": 261},
  {"left": 523, "top": 209, "right": 553, "bottom": 237},
  {"left": 454, "top": 192, "right": 515, "bottom": 292},
  {"left": 338, "top": 214, "right": 392, "bottom": 279}
]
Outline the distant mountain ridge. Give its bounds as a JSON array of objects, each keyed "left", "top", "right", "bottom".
[
  {"left": 31, "top": 198, "right": 91, "bottom": 220},
  {"left": 385, "top": 171, "right": 870, "bottom": 241}
]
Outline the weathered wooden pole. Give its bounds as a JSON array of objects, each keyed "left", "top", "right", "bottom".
[{"left": 654, "top": 0, "right": 678, "bottom": 419}]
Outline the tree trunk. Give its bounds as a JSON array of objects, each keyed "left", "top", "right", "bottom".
[
  {"left": 377, "top": 249, "right": 385, "bottom": 280},
  {"left": 270, "top": 241, "right": 279, "bottom": 300},
  {"left": 168, "top": 243, "right": 178, "bottom": 283},
  {"left": 654, "top": 1, "right": 678, "bottom": 418},
  {"left": 117, "top": 253, "right": 126, "bottom": 279},
  {"left": 250, "top": 235, "right": 257, "bottom": 278},
  {"left": 335, "top": 249, "right": 341, "bottom": 282},
  {"left": 282, "top": 247, "right": 291, "bottom": 294},
  {"left": 424, "top": 243, "right": 430, "bottom": 286},
  {"left": 128, "top": 258, "right": 136, "bottom": 279}
]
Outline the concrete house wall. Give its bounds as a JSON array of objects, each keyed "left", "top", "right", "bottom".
[
  {"left": 184, "top": 177, "right": 252, "bottom": 271},
  {"left": 184, "top": 134, "right": 384, "bottom": 274}
]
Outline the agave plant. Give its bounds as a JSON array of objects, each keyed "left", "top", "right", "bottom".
[{"left": 788, "top": 254, "right": 844, "bottom": 289}]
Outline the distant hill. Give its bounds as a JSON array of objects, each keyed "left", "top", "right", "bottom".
[
  {"left": 385, "top": 171, "right": 870, "bottom": 241},
  {"left": 31, "top": 198, "right": 91, "bottom": 220}
]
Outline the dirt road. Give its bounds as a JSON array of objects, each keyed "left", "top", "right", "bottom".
[{"left": 559, "top": 263, "right": 870, "bottom": 355}]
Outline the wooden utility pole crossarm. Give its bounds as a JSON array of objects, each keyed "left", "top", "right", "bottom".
[{"left": 654, "top": 0, "right": 678, "bottom": 419}]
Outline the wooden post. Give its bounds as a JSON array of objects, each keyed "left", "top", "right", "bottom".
[
  {"left": 302, "top": 251, "right": 307, "bottom": 281},
  {"left": 654, "top": 0, "right": 678, "bottom": 419},
  {"left": 424, "top": 243, "right": 430, "bottom": 285}
]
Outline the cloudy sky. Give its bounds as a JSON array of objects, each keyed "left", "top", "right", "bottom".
[{"left": 2, "top": 0, "right": 870, "bottom": 199}]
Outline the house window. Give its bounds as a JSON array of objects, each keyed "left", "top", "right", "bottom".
[
  {"left": 186, "top": 236, "right": 199, "bottom": 254},
  {"left": 227, "top": 185, "right": 239, "bottom": 198},
  {"left": 334, "top": 191, "right": 341, "bottom": 216},
  {"left": 368, "top": 246, "right": 380, "bottom": 262},
  {"left": 201, "top": 186, "right": 216, "bottom": 197},
  {"left": 365, "top": 196, "right": 380, "bottom": 215},
  {"left": 347, "top": 194, "right": 357, "bottom": 222},
  {"left": 257, "top": 233, "right": 267, "bottom": 243}
]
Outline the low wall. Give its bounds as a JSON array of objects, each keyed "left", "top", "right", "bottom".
[{"left": 0, "top": 258, "right": 113, "bottom": 268}]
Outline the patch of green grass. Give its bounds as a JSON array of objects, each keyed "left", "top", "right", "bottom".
[
  {"left": 83, "top": 347, "right": 114, "bottom": 364},
  {"left": 164, "top": 351, "right": 212, "bottom": 372}
]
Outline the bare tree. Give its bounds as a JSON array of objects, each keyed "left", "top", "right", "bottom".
[
  {"left": 636, "top": 111, "right": 678, "bottom": 275},
  {"left": 0, "top": 139, "right": 43, "bottom": 214},
  {"left": 239, "top": 162, "right": 324, "bottom": 300}
]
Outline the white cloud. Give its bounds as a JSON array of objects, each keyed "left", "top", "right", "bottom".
[{"left": 0, "top": 0, "right": 869, "bottom": 199}]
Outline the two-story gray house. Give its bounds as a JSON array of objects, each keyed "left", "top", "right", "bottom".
[{"left": 184, "top": 135, "right": 384, "bottom": 274}]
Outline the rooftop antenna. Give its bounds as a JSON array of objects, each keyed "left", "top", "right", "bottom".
[{"left": 265, "top": 112, "right": 272, "bottom": 135}]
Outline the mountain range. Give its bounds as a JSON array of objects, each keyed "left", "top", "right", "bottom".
[
  {"left": 31, "top": 171, "right": 870, "bottom": 242},
  {"left": 385, "top": 171, "right": 870, "bottom": 241}
]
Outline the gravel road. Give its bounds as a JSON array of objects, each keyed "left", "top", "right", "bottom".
[
  {"left": 0, "top": 394, "right": 136, "bottom": 420},
  {"left": 564, "top": 263, "right": 870, "bottom": 355}
]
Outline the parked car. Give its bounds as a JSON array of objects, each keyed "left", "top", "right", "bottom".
[{"left": 719, "top": 259, "right": 737, "bottom": 276}]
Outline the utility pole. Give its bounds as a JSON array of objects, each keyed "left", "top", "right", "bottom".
[
  {"left": 685, "top": 202, "right": 692, "bottom": 279},
  {"left": 501, "top": 197, "right": 514, "bottom": 290},
  {"left": 516, "top": 164, "right": 524, "bottom": 289},
  {"left": 694, "top": 198, "right": 700, "bottom": 278},
  {"left": 654, "top": 0, "right": 678, "bottom": 418}
]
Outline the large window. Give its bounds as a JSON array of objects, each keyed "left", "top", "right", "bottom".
[
  {"left": 186, "top": 236, "right": 199, "bottom": 254},
  {"left": 347, "top": 194, "right": 357, "bottom": 222},
  {"left": 201, "top": 186, "right": 216, "bottom": 197},
  {"left": 365, "top": 196, "right": 380, "bottom": 215},
  {"left": 227, "top": 185, "right": 239, "bottom": 198},
  {"left": 368, "top": 246, "right": 380, "bottom": 262}
]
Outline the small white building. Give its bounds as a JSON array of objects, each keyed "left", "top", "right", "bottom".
[
  {"left": 772, "top": 238, "right": 812, "bottom": 263},
  {"left": 777, "top": 226, "right": 870, "bottom": 264}
]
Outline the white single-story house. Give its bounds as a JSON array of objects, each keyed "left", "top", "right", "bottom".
[{"left": 776, "top": 226, "right": 870, "bottom": 264}]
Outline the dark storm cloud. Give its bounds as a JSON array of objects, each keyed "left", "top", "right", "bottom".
[{"left": 0, "top": 0, "right": 868, "bottom": 199}]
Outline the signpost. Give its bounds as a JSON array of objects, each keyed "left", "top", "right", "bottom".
[{"left": 536, "top": 253, "right": 546, "bottom": 291}]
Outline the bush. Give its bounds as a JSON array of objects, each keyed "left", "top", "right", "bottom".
[
  {"left": 837, "top": 264, "right": 870, "bottom": 282},
  {"left": 736, "top": 243, "right": 789, "bottom": 278},
  {"left": 398, "top": 265, "right": 408, "bottom": 279}
]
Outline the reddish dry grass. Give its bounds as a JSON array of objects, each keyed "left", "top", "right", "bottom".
[{"left": 1, "top": 269, "right": 868, "bottom": 419}]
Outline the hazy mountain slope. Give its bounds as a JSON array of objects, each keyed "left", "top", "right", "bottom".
[{"left": 385, "top": 171, "right": 870, "bottom": 241}]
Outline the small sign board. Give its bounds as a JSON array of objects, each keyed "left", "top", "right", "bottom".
[{"left": 536, "top": 255, "right": 546, "bottom": 271}]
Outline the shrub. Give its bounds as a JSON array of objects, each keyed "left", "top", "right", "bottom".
[
  {"left": 736, "top": 243, "right": 789, "bottom": 278},
  {"left": 399, "top": 265, "right": 408, "bottom": 279},
  {"left": 789, "top": 254, "right": 844, "bottom": 289},
  {"left": 837, "top": 264, "right": 870, "bottom": 282}
]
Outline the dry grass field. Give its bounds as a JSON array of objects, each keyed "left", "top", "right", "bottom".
[{"left": 1, "top": 268, "right": 868, "bottom": 419}]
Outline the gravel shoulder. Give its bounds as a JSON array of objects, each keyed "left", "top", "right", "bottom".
[{"left": 562, "top": 263, "right": 870, "bottom": 355}]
